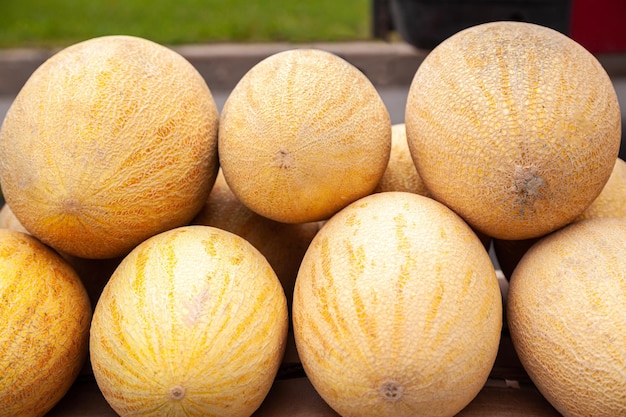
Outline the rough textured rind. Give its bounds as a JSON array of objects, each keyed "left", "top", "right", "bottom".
[
  {"left": 507, "top": 218, "right": 626, "bottom": 417},
  {"left": 0, "top": 35, "right": 220, "bottom": 259},
  {"left": 0, "top": 229, "right": 92, "bottom": 417},
  {"left": 405, "top": 21, "right": 621, "bottom": 240},
  {"left": 90, "top": 225, "right": 289, "bottom": 417},
  {"left": 293, "top": 191, "right": 502, "bottom": 417},
  {"left": 218, "top": 48, "right": 391, "bottom": 223}
]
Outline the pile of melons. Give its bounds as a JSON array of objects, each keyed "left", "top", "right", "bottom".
[{"left": 0, "top": 21, "right": 624, "bottom": 417}]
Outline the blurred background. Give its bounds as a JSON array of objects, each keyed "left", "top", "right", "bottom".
[
  {"left": 0, "top": 0, "right": 373, "bottom": 48},
  {"left": 0, "top": 0, "right": 624, "bottom": 53}
]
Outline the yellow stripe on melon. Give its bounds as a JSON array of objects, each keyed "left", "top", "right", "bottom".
[
  {"left": 293, "top": 191, "right": 502, "bottom": 417},
  {"left": 0, "top": 229, "right": 91, "bottom": 417},
  {"left": 0, "top": 35, "right": 219, "bottom": 259},
  {"left": 507, "top": 218, "right": 626, "bottom": 417},
  {"left": 405, "top": 21, "right": 621, "bottom": 240},
  {"left": 90, "top": 225, "right": 288, "bottom": 417}
]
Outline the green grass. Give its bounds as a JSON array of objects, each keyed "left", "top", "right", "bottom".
[{"left": 0, "top": 0, "right": 373, "bottom": 48}]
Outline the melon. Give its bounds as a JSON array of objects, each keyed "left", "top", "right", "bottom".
[
  {"left": 373, "top": 123, "right": 430, "bottom": 196},
  {"left": 90, "top": 225, "right": 288, "bottom": 417},
  {"left": 293, "top": 191, "right": 502, "bottom": 417},
  {"left": 405, "top": 21, "right": 621, "bottom": 240},
  {"left": 576, "top": 157, "right": 626, "bottom": 221},
  {"left": 507, "top": 218, "right": 626, "bottom": 417},
  {"left": 218, "top": 48, "right": 391, "bottom": 223},
  {"left": 0, "top": 35, "right": 219, "bottom": 259},
  {"left": 0, "top": 229, "right": 91, "bottom": 416}
]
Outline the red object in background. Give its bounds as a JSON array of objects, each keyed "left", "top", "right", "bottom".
[{"left": 569, "top": 0, "right": 626, "bottom": 53}]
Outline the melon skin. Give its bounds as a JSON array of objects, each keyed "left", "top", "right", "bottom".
[
  {"left": 373, "top": 123, "right": 431, "bottom": 196},
  {"left": 293, "top": 191, "right": 502, "bottom": 417},
  {"left": 90, "top": 225, "right": 289, "bottom": 417},
  {"left": 0, "top": 229, "right": 92, "bottom": 417},
  {"left": 405, "top": 21, "right": 621, "bottom": 240},
  {"left": 0, "top": 35, "right": 220, "bottom": 259},
  {"left": 576, "top": 157, "right": 626, "bottom": 221},
  {"left": 507, "top": 218, "right": 626, "bottom": 417}
]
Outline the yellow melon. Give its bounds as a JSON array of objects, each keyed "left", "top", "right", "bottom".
[
  {"left": 0, "top": 229, "right": 91, "bottom": 416},
  {"left": 90, "top": 225, "right": 288, "bottom": 417},
  {"left": 293, "top": 191, "right": 502, "bottom": 417},
  {"left": 405, "top": 21, "right": 621, "bottom": 240},
  {"left": 218, "top": 48, "right": 391, "bottom": 223},
  {"left": 576, "top": 157, "right": 626, "bottom": 220},
  {"left": 373, "top": 123, "right": 431, "bottom": 196},
  {"left": 0, "top": 35, "right": 219, "bottom": 259},
  {"left": 507, "top": 218, "right": 626, "bottom": 417},
  {"left": 191, "top": 170, "right": 319, "bottom": 311}
]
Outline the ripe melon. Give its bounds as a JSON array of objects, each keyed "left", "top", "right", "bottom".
[
  {"left": 405, "top": 21, "right": 621, "bottom": 240},
  {"left": 191, "top": 170, "right": 319, "bottom": 311},
  {"left": 576, "top": 157, "right": 626, "bottom": 221},
  {"left": 0, "top": 229, "right": 92, "bottom": 416},
  {"left": 90, "top": 225, "right": 288, "bottom": 417},
  {"left": 218, "top": 48, "right": 391, "bottom": 223},
  {"left": 0, "top": 35, "right": 220, "bottom": 259},
  {"left": 507, "top": 218, "right": 626, "bottom": 417},
  {"left": 293, "top": 191, "right": 502, "bottom": 417},
  {"left": 373, "top": 123, "right": 430, "bottom": 196}
]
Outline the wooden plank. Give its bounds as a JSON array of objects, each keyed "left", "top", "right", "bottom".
[{"left": 47, "top": 375, "right": 559, "bottom": 417}]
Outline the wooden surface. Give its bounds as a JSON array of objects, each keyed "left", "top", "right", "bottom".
[
  {"left": 47, "top": 374, "right": 559, "bottom": 417},
  {"left": 47, "top": 333, "right": 561, "bottom": 417}
]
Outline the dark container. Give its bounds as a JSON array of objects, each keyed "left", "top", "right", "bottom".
[{"left": 389, "top": 0, "right": 572, "bottom": 50}]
